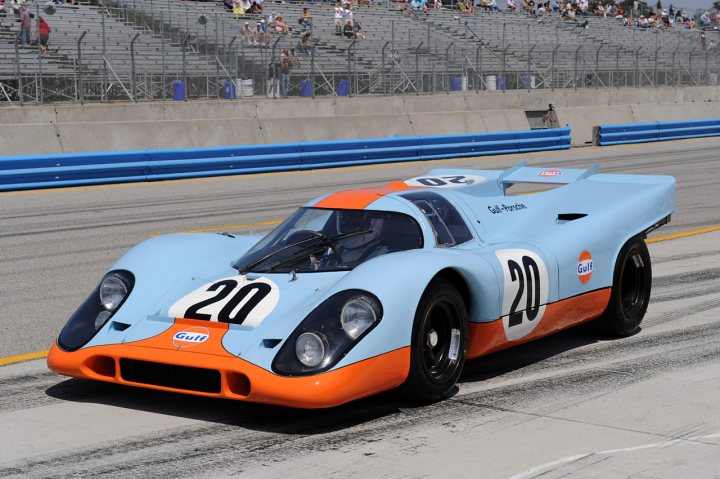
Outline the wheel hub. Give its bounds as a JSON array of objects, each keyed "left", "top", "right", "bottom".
[{"left": 427, "top": 329, "right": 439, "bottom": 348}]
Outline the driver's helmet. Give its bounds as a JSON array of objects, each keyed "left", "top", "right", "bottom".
[{"left": 337, "top": 211, "right": 384, "bottom": 249}]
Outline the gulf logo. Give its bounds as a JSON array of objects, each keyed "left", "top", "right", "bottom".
[
  {"left": 172, "top": 327, "right": 210, "bottom": 349},
  {"left": 538, "top": 169, "right": 563, "bottom": 177},
  {"left": 577, "top": 250, "right": 593, "bottom": 284}
]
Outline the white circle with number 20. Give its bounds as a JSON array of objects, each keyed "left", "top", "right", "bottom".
[
  {"left": 168, "top": 276, "right": 279, "bottom": 327},
  {"left": 495, "top": 249, "right": 549, "bottom": 342},
  {"left": 404, "top": 174, "right": 486, "bottom": 188}
]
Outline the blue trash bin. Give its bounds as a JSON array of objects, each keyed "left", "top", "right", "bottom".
[
  {"left": 173, "top": 80, "right": 186, "bottom": 101},
  {"left": 299, "top": 79, "right": 313, "bottom": 97},
  {"left": 450, "top": 77, "right": 462, "bottom": 91},
  {"left": 224, "top": 80, "right": 237, "bottom": 99},
  {"left": 497, "top": 76, "right": 506, "bottom": 91},
  {"left": 336, "top": 79, "right": 349, "bottom": 96}
]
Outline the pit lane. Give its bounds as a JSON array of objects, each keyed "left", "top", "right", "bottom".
[{"left": 1, "top": 138, "right": 719, "bottom": 478}]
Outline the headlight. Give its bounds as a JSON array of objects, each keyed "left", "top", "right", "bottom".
[
  {"left": 272, "top": 290, "right": 383, "bottom": 376},
  {"left": 57, "top": 270, "right": 134, "bottom": 352},
  {"left": 99, "top": 275, "right": 128, "bottom": 310},
  {"left": 295, "top": 332, "right": 327, "bottom": 367},
  {"left": 341, "top": 296, "right": 379, "bottom": 339}
]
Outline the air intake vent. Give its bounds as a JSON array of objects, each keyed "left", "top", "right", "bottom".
[
  {"left": 557, "top": 213, "right": 587, "bottom": 223},
  {"left": 120, "top": 359, "right": 221, "bottom": 394}
]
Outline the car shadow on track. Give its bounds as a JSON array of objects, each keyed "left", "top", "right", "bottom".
[{"left": 45, "top": 324, "right": 624, "bottom": 434}]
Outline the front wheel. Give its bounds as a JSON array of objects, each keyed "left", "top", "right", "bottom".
[
  {"left": 401, "top": 278, "right": 468, "bottom": 403},
  {"left": 594, "top": 236, "right": 652, "bottom": 336}
]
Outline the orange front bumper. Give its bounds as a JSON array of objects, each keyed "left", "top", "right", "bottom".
[{"left": 47, "top": 320, "right": 410, "bottom": 409}]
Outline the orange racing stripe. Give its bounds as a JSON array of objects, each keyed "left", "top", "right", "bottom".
[
  {"left": 467, "top": 288, "right": 611, "bottom": 359},
  {"left": 313, "top": 181, "right": 415, "bottom": 209}
]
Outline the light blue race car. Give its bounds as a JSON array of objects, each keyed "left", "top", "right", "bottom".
[{"left": 48, "top": 162, "right": 675, "bottom": 408}]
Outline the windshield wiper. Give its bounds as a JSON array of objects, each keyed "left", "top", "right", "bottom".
[
  {"left": 235, "top": 229, "right": 373, "bottom": 274},
  {"left": 236, "top": 232, "right": 330, "bottom": 275}
]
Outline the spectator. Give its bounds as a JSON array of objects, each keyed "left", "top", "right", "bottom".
[
  {"left": 489, "top": 0, "right": 500, "bottom": 11},
  {"left": 275, "top": 15, "right": 290, "bottom": 34},
  {"left": 232, "top": 0, "right": 245, "bottom": 17},
  {"left": 279, "top": 53, "right": 291, "bottom": 97},
  {"left": 345, "top": 6, "right": 353, "bottom": 25},
  {"left": 353, "top": 20, "right": 366, "bottom": 39},
  {"left": 435, "top": 0, "right": 442, "bottom": 9},
  {"left": 250, "top": 0, "right": 263, "bottom": 13},
  {"left": 257, "top": 19, "right": 269, "bottom": 42},
  {"left": 38, "top": 16, "right": 50, "bottom": 52},
  {"left": 267, "top": 11, "right": 276, "bottom": 28},
  {"left": 298, "top": 7, "right": 312, "bottom": 30},
  {"left": 244, "top": 21, "right": 258, "bottom": 44},
  {"left": 224, "top": 0, "right": 233, "bottom": 10},
  {"left": 19, "top": 5, "right": 30, "bottom": 45},
  {"left": 342, "top": 19, "right": 354, "bottom": 38},
  {"left": 334, "top": 2, "right": 344, "bottom": 33},
  {"left": 0, "top": 0, "right": 7, "bottom": 15},
  {"left": 507, "top": 0, "right": 516, "bottom": 12},
  {"left": 297, "top": 31, "right": 312, "bottom": 54}
]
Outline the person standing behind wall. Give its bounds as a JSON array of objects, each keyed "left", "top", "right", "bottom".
[{"left": 19, "top": 5, "right": 30, "bottom": 45}]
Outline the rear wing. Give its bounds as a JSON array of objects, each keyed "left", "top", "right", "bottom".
[
  {"left": 415, "top": 161, "right": 600, "bottom": 196},
  {"left": 497, "top": 161, "right": 599, "bottom": 191}
]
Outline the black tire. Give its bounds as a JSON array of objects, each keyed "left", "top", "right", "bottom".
[
  {"left": 594, "top": 236, "right": 652, "bottom": 337},
  {"left": 401, "top": 278, "right": 468, "bottom": 403}
]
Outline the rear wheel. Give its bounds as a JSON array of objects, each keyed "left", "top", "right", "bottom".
[
  {"left": 594, "top": 237, "right": 651, "bottom": 336},
  {"left": 401, "top": 278, "right": 468, "bottom": 403}
]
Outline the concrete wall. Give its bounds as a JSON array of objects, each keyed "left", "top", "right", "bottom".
[{"left": 2, "top": 86, "right": 720, "bottom": 155}]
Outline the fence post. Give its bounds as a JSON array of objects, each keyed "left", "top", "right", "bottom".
[
  {"left": 634, "top": 46, "right": 642, "bottom": 87},
  {"left": 501, "top": 45, "right": 509, "bottom": 92},
  {"left": 595, "top": 45, "right": 601, "bottom": 89},
  {"left": 160, "top": 9, "right": 166, "bottom": 100},
  {"left": 36, "top": 4, "right": 42, "bottom": 103},
  {"left": 102, "top": 14, "right": 107, "bottom": 101},
  {"left": 445, "top": 42, "right": 454, "bottom": 94},
  {"left": 416, "top": 41, "right": 424, "bottom": 95},
  {"left": 77, "top": 31, "right": 87, "bottom": 104},
  {"left": 672, "top": 47, "right": 679, "bottom": 86},
  {"left": 272, "top": 35, "right": 282, "bottom": 99},
  {"left": 527, "top": 44, "right": 535, "bottom": 92},
  {"left": 551, "top": 44, "right": 559, "bottom": 91},
  {"left": 381, "top": 40, "right": 389, "bottom": 96},
  {"left": 14, "top": 31, "right": 23, "bottom": 106},
  {"left": 574, "top": 45, "right": 582, "bottom": 90},
  {"left": 228, "top": 36, "right": 237, "bottom": 86},
  {"left": 615, "top": 47, "right": 621, "bottom": 88},
  {"left": 347, "top": 39, "right": 356, "bottom": 97},
  {"left": 130, "top": 32, "right": 139, "bottom": 102},
  {"left": 705, "top": 51, "right": 709, "bottom": 85},
  {"left": 689, "top": 48, "right": 695, "bottom": 85},
  {"left": 654, "top": 46, "right": 660, "bottom": 87},
  {"left": 311, "top": 39, "right": 319, "bottom": 99},
  {"left": 182, "top": 35, "right": 189, "bottom": 101}
]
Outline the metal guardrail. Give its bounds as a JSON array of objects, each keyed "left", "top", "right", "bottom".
[
  {"left": 594, "top": 118, "right": 720, "bottom": 145},
  {"left": 0, "top": 127, "right": 570, "bottom": 191}
]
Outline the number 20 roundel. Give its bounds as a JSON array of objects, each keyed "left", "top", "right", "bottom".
[
  {"left": 168, "top": 276, "right": 280, "bottom": 327},
  {"left": 495, "top": 249, "right": 549, "bottom": 342}
]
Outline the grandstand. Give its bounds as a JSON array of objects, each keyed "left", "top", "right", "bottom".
[{"left": 0, "top": 0, "right": 718, "bottom": 103}]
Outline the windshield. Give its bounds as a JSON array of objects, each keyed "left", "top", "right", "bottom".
[{"left": 232, "top": 208, "right": 424, "bottom": 273}]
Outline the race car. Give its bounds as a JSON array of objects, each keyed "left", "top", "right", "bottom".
[{"left": 48, "top": 162, "right": 675, "bottom": 408}]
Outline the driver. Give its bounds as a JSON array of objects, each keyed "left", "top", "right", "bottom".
[{"left": 334, "top": 211, "right": 386, "bottom": 264}]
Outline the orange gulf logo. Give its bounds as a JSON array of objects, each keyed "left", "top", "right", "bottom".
[
  {"left": 538, "top": 169, "right": 563, "bottom": 177},
  {"left": 577, "top": 250, "right": 593, "bottom": 284},
  {"left": 172, "top": 326, "right": 210, "bottom": 349}
]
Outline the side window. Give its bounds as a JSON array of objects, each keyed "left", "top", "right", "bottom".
[{"left": 401, "top": 192, "right": 473, "bottom": 247}]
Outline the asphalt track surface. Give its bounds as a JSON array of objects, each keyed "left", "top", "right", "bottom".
[{"left": 1, "top": 138, "right": 720, "bottom": 478}]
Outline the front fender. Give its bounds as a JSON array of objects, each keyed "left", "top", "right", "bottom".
[{"left": 328, "top": 247, "right": 498, "bottom": 369}]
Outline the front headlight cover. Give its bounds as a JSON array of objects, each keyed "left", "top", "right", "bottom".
[
  {"left": 272, "top": 290, "right": 383, "bottom": 376},
  {"left": 57, "top": 270, "right": 135, "bottom": 352}
]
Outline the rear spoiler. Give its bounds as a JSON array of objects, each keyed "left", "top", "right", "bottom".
[{"left": 498, "top": 161, "right": 599, "bottom": 192}]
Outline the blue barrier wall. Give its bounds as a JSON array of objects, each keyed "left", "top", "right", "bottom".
[
  {"left": 0, "top": 127, "right": 571, "bottom": 192},
  {"left": 596, "top": 118, "right": 720, "bottom": 146}
]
